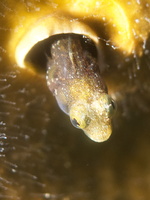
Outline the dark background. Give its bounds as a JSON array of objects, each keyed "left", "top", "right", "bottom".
[{"left": 0, "top": 1, "right": 150, "bottom": 199}]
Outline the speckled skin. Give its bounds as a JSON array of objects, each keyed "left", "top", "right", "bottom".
[
  {"left": 46, "top": 35, "right": 115, "bottom": 142},
  {"left": 1, "top": 1, "right": 150, "bottom": 199},
  {"left": 47, "top": 35, "right": 106, "bottom": 94}
]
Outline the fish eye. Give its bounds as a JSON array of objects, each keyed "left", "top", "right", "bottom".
[
  {"left": 70, "top": 116, "right": 91, "bottom": 129},
  {"left": 111, "top": 99, "right": 116, "bottom": 110},
  {"left": 104, "top": 95, "right": 117, "bottom": 117},
  {"left": 71, "top": 118, "right": 80, "bottom": 129},
  {"left": 108, "top": 98, "right": 117, "bottom": 116}
]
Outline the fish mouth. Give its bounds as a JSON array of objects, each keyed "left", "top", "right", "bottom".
[{"left": 84, "top": 123, "right": 112, "bottom": 143}]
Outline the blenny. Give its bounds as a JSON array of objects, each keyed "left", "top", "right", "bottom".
[{"left": 46, "top": 34, "right": 115, "bottom": 142}]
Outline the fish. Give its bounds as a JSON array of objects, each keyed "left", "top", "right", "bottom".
[{"left": 46, "top": 34, "right": 116, "bottom": 142}]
